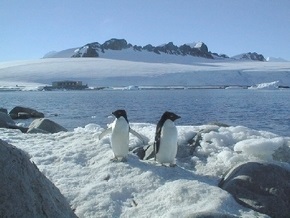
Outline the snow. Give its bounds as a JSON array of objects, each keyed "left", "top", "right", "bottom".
[
  {"left": 248, "top": 81, "right": 280, "bottom": 89},
  {"left": 1, "top": 123, "right": 289, "bottom": 217},
  {"left": 234, "top": 137, "right": 284, "bottom": 160},
  {"left": 1, "top": 50, "right": 290, "bottom": 217},
  {"left": 0, "top": 57, "right": 290, "bottom": 89}
]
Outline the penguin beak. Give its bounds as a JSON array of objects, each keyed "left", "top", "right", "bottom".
[{"left": 171, "top": 114, "right": 180, "bottom": 121}]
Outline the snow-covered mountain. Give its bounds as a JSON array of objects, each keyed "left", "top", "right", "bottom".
[
  {"left": 266, "top": 56, "right": 288, "bottom": 62},
  {"left": 44, "top": 38, "right": 267, "bottom": 62},
  {"left": 0, "top": 38, "right": 289, "bottom": 89},
  {"left": 232, "top": 52, "right": 266, "bottom": 61}
]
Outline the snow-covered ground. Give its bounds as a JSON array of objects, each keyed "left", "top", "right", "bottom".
[
  {"left": 0, "top": 56, "right": 290, "bottom": 89},
  {"left": 1, "top": 123, "right": 289, "bottom": 217},
  {"left": 1, "top": 52, "right": 290, "bottom": 217}
]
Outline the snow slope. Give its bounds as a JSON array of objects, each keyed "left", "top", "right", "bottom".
[
  {"left": 0, "top": 57, "right": 290, "bottom": 88},
  {"left": 2, "top": 123, "right": 289, "bottom": 217}
]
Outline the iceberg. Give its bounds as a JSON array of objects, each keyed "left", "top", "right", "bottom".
[{"left": 248, "top": 81, "right": 280, "bottom": 90}]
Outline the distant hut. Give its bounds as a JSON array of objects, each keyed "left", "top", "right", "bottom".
[{"left": 44, "top": 81, "right": 88, "bottom": 90}]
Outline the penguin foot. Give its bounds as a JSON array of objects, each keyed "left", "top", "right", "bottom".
[
  {"left": 160, "top": 163, "right": 177, "bottom": 167},
  {"left": 110, "top": 157, "right": 127, "bottom": 162}
]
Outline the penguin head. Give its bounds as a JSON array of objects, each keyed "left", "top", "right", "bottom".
[
  {"left": 161, "top": 111, "right": 181, "bottom": 122},
  {"left": 112, "top": 109, "right": 128, "bottom": 122}
]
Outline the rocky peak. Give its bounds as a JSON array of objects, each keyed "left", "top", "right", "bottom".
[
  {"left": 53, "top": 38, "right": 267, "bottom": 61},
  {"left": 232, "top": 52, "right": 266, "bottom": 61},
  {"left": 102, "top": 38, "right": 129, "bottom": 50},
  {"left": 194, "top": 42, "right": 209, "bottom": 53}
]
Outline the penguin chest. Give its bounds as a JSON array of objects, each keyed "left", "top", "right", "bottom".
[
  {"left": 157, "top": 120, "right": 178, "bottom": 164},
  {"left": 111, "top": 118, "right": 129, "bottom": 157}
]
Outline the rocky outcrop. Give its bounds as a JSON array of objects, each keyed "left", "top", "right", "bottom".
[
  {"left": 233, "top": 52, "right": 266, "bottom": 61},
  {"left": 70, "top": 38, "right": 217, "bottom": 59},
  {"left": 9, "top": 106, "right": 44, "bottom": 119},
  {"left": 46, "top": 38, "right": 268, "bottom": 61},
  {"left": 102, "top": 38, "right": 129, "bottom": 50},
  {"left": 219, "top": 162, "right": 290, "bottom": 218},
  {"left": 72, "top": 42, "right": 101, "bottom": 58},
  {"left": 0, "top": 112, "right": 28, "bottom": 133},
  {"left": 1, "top": 107, "right": 67, "bottom": 134},
  {"left": 0, "top": 107, "right": 8, "bottom": 114},
  {"left": 0, "top": 139, "right": 77, "bottom": 218},
  {"left": 186, "top": 212, "right": 238, "bottom": 218},
  {"left": 0, "top": 111, "right": 15, "bottom": 126},
  {"left": 27, "top": 118, "right": 68, "bottom": 134}
]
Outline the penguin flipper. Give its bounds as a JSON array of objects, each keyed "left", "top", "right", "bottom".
[
  {"left": 98, "top": 127, "right": 112, "bottom": 140},
  {"left": 129, "top": 128, "right": 145, "bottom": 144}
]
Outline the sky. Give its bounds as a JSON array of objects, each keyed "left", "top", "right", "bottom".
[{"left": 0, "top": 0, "right": 290, "bottom": 62}]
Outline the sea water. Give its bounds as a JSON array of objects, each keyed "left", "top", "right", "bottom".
[{"left": 1, "top": 89, "right": 289, "bottom": 136}]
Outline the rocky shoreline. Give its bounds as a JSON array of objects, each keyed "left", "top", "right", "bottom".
[{"left": 0, "top": 106, "right": 67, "bottom": 134}]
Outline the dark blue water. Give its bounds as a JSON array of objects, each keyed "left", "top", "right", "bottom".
[{"left": 1, "top": 89, "right": 290, "bottom": 136}]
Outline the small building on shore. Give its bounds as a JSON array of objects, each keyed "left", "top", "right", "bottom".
[{"left": 43, "top": 81, "right": 88, "bottom": 91}]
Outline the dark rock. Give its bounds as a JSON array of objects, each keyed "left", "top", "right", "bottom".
[
  {"left": 9, "top": 106, "right": 44, "bottom": 119},
  {"left": 27, "top": 118, "right": 67, "bottom": 134},
  {"left": 47, "top": 38, "right": 269, "bottom": 61},
  {"left": 0, "top": 112, "right": 28, "bottom": 133},
  {"left": 17, "top": 112, "right": 31, "bottom": 119},
  {"left": 179, "top": 44, "right": 193, "bottom": 55},
  {"left": 6, "top": 125, "right": 28, "bottom": 133},
  {"left": 71, "top": 39, "right": 216, "bottom": 60},
  {"left": 102, "top": 38, "right": 129, "bottom": 50},
  {"left": 143, "top": 44, "right": 154, "bottom": 52},
  {"left": 156, "top": 42, "right": 180, "bottom": 55},
  {"left": 185, "top": 211, "right": 238, "bottom": 218},
  {"left": 179, "top": 43, "right": 213, "bottom": 59},
  {"left": 0, "top": 108, "right": 8, "bottom": 114},
  {"left": 132, "top": 144, "right": 157, "bottom": 160},
  {"left": 133, "top": 45, "right": 142, "bottom": 51},
  {"left": 186, "top": 132, "right": 202, "bottom": 155},
  {"left": 219, "top": 162, "right": 290, "bottom": 218},
  {"left": 219, "top": 54, "right": 229, "bottom": 58},
  {"left": 0, "top": 119, "right": 9, "bottom": 128},
  {"left": 0, "top": 139, "right": 77, "bottom": 218},
  {"left": 0, "top": 111, "right": 15, "bottom": 126},
  {"left": 132, "top": 145, "right": 148, "bottom": 160},
  {"left": 72, "top": 42, "right": 100, "bottom": 58},
  {"left": 194, "top": 42, "right": 209, "bottom": 53},
  {"left": 153, "top": 47, "right": 161, "bottom": 54},
  {"left": 237, "top": 52, "right": 266, "bottom": 61},
  {"left": 82, "top": 45, "right": 99, "bottom": 57}
]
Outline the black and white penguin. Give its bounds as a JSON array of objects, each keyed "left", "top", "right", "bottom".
[
  {"left": 99, "top": 109, "right": 144, "bottom": 161},
  {"left": 154, "top": 111, "right": 180, "bottom": 166}
]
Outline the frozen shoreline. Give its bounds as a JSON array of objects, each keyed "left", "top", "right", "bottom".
[
  {"left": 1, "top": 58, "right": 290, "bottom": 88},
  {"left": 1, "top": 122, "right": 289, "bottom": 217}
]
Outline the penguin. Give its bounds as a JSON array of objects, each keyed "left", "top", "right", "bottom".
[
  {"left": 99, "top": 109, "right": 144, "bottom": 162},
  {"left": 154, "top": 111, "right": 180, "bottom": 166}
]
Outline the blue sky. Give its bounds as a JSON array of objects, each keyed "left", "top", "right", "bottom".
[{"left": 1, "top": 0, "right": 289, "bottom": 61}]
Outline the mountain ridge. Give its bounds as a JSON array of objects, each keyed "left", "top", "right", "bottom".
[{"left": 44, "top": 38, "right": 267, "bottom": 62}]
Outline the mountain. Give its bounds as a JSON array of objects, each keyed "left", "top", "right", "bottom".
[
  {"left": 44, "top": 38, "right": 266, "bottom": 62},
  {"left": 266, "top": 57, "right": 288, "bottom": 62},
  {"left": 232, "top": 52, "right": 266, "bottom": 61}
]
